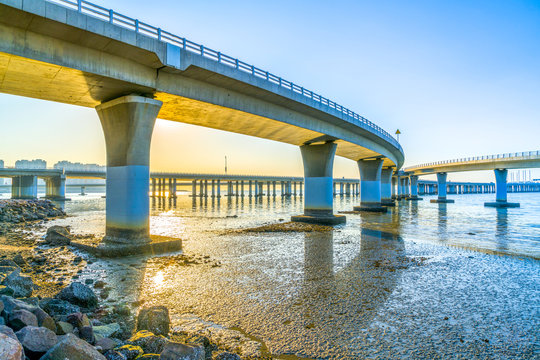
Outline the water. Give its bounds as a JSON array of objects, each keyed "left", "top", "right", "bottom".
[{"left": 12, "top": 190, "right": 540, "bottom": 358}]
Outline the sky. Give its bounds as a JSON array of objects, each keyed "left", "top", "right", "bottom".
[{"left": 0, "top": 0, "right": 539, "bottom": 182}]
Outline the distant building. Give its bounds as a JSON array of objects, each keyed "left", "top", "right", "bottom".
[
  {"left": 53, "top": 161, "right": 105, "bottom": 185},
  {"left": 15, "top": 159, "right": 47, "bottom": 169}
]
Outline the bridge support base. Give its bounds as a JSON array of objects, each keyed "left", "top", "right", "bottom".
[
  {"left": 292, "top": 142, "right": 345, "bottom": 225},
  {"left": 353, "top": 205, "right": 388, "bottom": 212},
  {"left": 381, "top": 200, "right": 396, "bottom": 206},
  {"left": 484, "top": 201, "right": 520, "bottom": 208},
  {"left": 96, "top": 95, "right": 162, "bottom": 246},
  {"left": 406, "top": 195, "right": 423, "bottom": 201},
  {"left": 11, "top": 176, "right": 38, "bottom": 199}
]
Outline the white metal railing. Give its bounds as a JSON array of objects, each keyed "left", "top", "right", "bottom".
[
  {"left": 45, "top": 0, "right": 402, "bottom": 153},
  {"left": 404, "top": 151, "right": 540, "bottom": 170}
]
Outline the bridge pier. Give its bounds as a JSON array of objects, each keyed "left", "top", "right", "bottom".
[
  {"left": 44, "top": 174, "right": 68, "bottom": 200},
  {"left": 407, "top": 175, "right": 421, "bottom": 200},
  {"left": 430, "top": 172, "right": 454, "bottom": 203},
  {"left": 11, "top": 175, "right": 38, "bottom": 199},
  {"left": 381, "top": 168, "right": 395, "bottom": 206},
  {"left": 96, "top": 95, "right": 162, "bottom": 245},
  {"left": 485, "top": 169, "right": 520, "bottom": 208},
  {"left": 353, "top": 158, "right": 386, "bottom": 212},
  {"left": 292, "top": 142, "right": 345, "bottom": 225}
]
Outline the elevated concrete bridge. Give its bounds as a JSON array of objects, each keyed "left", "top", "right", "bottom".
[
  {"left": 0, "top": 0, "right": 404, "bottom": 245},
  {"left": 402, "top": 151, "right": 540, "bottom": 207}
]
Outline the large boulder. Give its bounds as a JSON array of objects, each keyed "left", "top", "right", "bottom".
[
  {"left": 126, "top": 330, "right": 168, "bottom": 354},
  {"left": 8, "top": 309, "right": 38, "bottom": 331},
  {"left": 40, "top": 333, "right": 106, "bottom": 360},
  {"left": 42, "top": 299, "right": 81, "bottom": 317},
  {"left": 0, "top": 332, "right": 24, "bottom": 360},
  {"left": 16, "top": 326, "right": 57, "bottom": 359},
  {"left": 45, "top": 226, "right": 71, "bottom": 245},
  {"left": 58, "top": 282, "right": 98, "bottom": 309},
  {"left": 66, "top": 312, "right": 90, "bottom": 329},
  {"left": 1, "top": 269, "right": 34, "bottom": 297},
  {"left": 33, "top": 307, "right": 56, "bottom": 332},
  {"left": 136, "top": 306, "right": 170, "bottom": 336},
  {"left": 0, "top": 296, "right": 36, "bottom": 317},
  {"left": 160, "top": 341, "right": 205, "bottom": 360}
]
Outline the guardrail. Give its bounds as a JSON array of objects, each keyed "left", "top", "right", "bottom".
[
  {"left": 45, "top": 0, "right": 402, "bottom": 153},
  {"left": 404, "top": 151, "right": 540, "bottom": 170}
]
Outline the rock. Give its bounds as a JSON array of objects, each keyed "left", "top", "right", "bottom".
[
  {"left": 33, "top": 307, "right": 56, "bottom": 332},
  {"left": 58, "top": 282, "right": 98, "bottom": 309},
  {"left": 0, "top": 285, "right": 14, "bottom": 296},
  {"left": 0, "top": 296, "right": 36, "bottom": 316},
  {"left": 137, "top": 306, "right": 170, "bottom": 336},
  {"left": 40, "top": 333, "right": 106, "bottom": 360},
  {"left": 127, "top": 330, "right": 168, "bottom": 354},
  {"left": 94, "top": 280, "right": 106, "bottom": 289},
  {"left": 213, "top": 352, "right": 241, "bottom": 360},
  {"left": 79, "top": 325, "right": 95, "bottom": 344},
  {"left": 12, "top": 255, "right": 27, "bottom": 267},
  {"left": 0, "top": 298, "right": 3, "bottom": 313},
  {"left": 66, "top": 312, "right": 91, "bottom": 329},
  {"left": 55, "top": 321, "right": 74, "bottom": 335},
  {"left": 114, "top": 344, "right": 143, "bottom": 360},
  {"left": 42, "top": 299, "right": 81, "bottom": 317},
  {"left": 1, "top": 269, "right": 34, "bottom": 297},
  {"left": 0, "top": 259, "right": 19, "bottom": 268},
  {"left": 0, "top": 324, "right": 17, "bottom": 340},
  {"left": 45, "top": 225, "right": 71, "bottom": 245},
  {"left": 94, "top": 322, "right": 121, "bottom": 339},
  {"left": 95, "top": 337, "right": 116, "bottom": 352},
  {"left": 160, "top": 342, "right": 205, "bottom": 360},
  {"left": 16, "top": 326, "right": 57, "bottom": 359},
  {"left": 113, "top": 303, "right": 131, "bottom": 317},
  {"left": 8, "top": 309, "right": 38, "bottom": 331},
  {"left": 0, "top": 332, "right": 24, "bottom": 360},
  {"left": 137, "top": 355, "right": 160, "bottom": 359},
  {"left": 103, "top": 350, "right": 127, "bottom": 360}
]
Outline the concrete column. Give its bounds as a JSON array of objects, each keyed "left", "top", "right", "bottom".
[
  {"left": 272, "top": 181, "right": 276, "bottom": 196},
  {"left": 408, "top": 175, "right": 420, "bottom": 200},
  {"left": 485, "top": 169, "right": 519, "bottom": 208},
  {"left": 293, "top": 182, "right": 297, "bottom": 196},
  {"left": 299, "top": 181, "right": 303, "bottom": 196},
  {"left": 381, "top": 168, "right": 394, "bottom": 206},
  {"left": 96, "top": 95, "right": 162, "bottom": 244},
  {"left": 430, "top": 172, "right": 454, "bottom": 203},
  {"left": 248, "top": 180, "right": 252, "bottom": 197},
  {"left": 152, "top": 178, "right": 157, "bottom": 197},
  {"left": 192, "top": 180, "right": 196, "bottom": 197},
  {"left": 254, "top": 181, "right": 259, "bottom": 197},
  {"left": 339, "top": 182, "right": 344, "bottom": 195},
  {"left": 354, "top": 158, "right": 385, "bottom": 212},
  {"left": 44, "top": 175, "right": 67, "bottom": 200},
  {"left": 172, "top": 179, "right": 177, "bottom": 198},
  {"left": 234, "top": 181, "right": 238, "bottom": 197},
  {"left": 333, "top": 182, "right": 336, "bottom": 196},
  {"left": 267, "top": 181, "right": 271, "bottom": 197},
  {"left": 11, "top": 175, "right": 38, "bottom": 199},
  {"left": 217, "top": 180, "right": 221, "bottom": 197},
  {"left": 391, "top": 176, "right": 397, "bottom": 199},
  {"left": 292, "top": 142, "right": 345, "bottom": 224},
  {"left": 211, "top": 180, "right": 215, "bottom": 197}
]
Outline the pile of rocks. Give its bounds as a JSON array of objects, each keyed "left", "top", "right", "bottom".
[
  {"left": 0, "top": 258, "right": 243, "bottom": 360},
  {"left": 0, "top": 200, "right": 65, "bottom": 227}
]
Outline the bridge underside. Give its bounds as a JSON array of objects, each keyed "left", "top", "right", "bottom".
[
  {"left": 0, "top": 51, "right": 389, "bottom": 165},
  {"left": 407, "top": 160, "right": 540, "bottom": 176}
]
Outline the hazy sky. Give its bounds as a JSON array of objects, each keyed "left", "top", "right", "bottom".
[{"left": 0, "top": 0, "right": 539, "bottom": 182}]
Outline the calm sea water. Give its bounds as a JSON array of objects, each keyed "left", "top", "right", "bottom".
[{"left": 4, "top": 188, "right": 540, "bottom": 358}]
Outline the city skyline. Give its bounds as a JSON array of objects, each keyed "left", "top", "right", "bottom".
[{"left": 0, "top": 0, "right": 539, "bottom": 182}]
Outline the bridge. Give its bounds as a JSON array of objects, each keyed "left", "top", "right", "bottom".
[
  {"left": 402, "top": 151, "right": 540, "bottom": 207},
  {"left": 0, "top": 0, "right": 406, "bottom": 246}
]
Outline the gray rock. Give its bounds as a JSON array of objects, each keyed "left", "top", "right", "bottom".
[
  {"left": 33, "top": 307, "right": 56, "bottom": 332},
  {"left": 79, "top": 325, "right": 95, "bottom": 344},
  {"left": 0, "top": 324, "right": 17, "bottom": 341},
  {"left": 94, "top": 322, "right": 121, "bottom": 339},
  {"left": 16, "top": 326, "right": 57, "bottom": 358},
  {"left": 40, "top": 333, "right": 106, "bottom": 360},
  {"left": 58, "top": 282, "right": 98, "bottom": 309},
  {"left": 0, "top": 332, "right": 24, "bottom": 360},
  {"left": 0, "top": 259, "right": 19, "bottom": 268},
  {"left": 8, "top": 309, "right": 38, "bottom": 331},
  {"left": 1, "top": 269, "right": 34, "bottom": 297},
  {"left": 136, "top": 355, "right": 160, "bottom": 359},
  {"left": 0, "top": 298, "right": 3, "bottom": 313},
  {"left": 213, "top": 352, "right": 241, "bottom": 360},
  {"left": 127, "top": 330, "right": 168, "bottom": 354},
  {"left": 66, "top": 312, "right": 91, "bottom": 329},
  {"left": 45, "top": 226, "right": 71, "bottom": 245},
  {"left": 103, "top": 350, "right": 127, "bottom": 360},
  {"left": 114, "top": 344, "right": 143, "bottom": 360},
  {"left": 55, "top": 321, "right": 74, "bottom": 335},
  {"left": 137, "top": 306, "right": 170, "bottom": 336},
  {"left": 95, "top": 337, "right": 116, "bottom": 352},
  {"left": 42, "top": 299, "right": 81, "bottom": 317},
  {"left": 0, "top": 296, "right": 36, "bottom": 316},
  {"left": 12, "top": 255, "right": 27, "bottom": 267},
  {"left": 161, "top": 342, "right": 205, "bottom": 360},
  {"left": 0, "top": 285, "right": 15, "bottom": 296}
]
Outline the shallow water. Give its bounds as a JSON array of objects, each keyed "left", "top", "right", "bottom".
[{"left": 19, "top": 191, "right": 540, "bottom": 358}]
